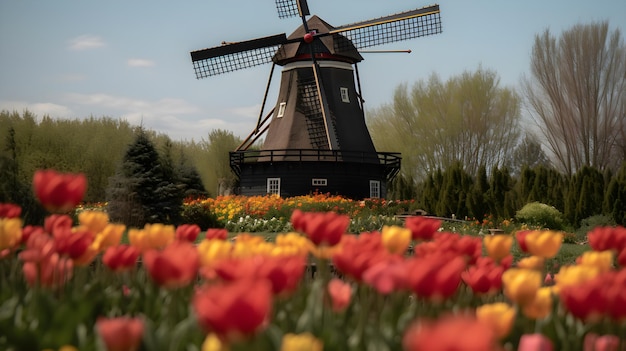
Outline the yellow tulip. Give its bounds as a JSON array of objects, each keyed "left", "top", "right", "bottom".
[
  {"left": 197, "top": 239, "right": 233, "bottom": 267},
  {"left": 281, "top": 333, "right": 323, "bottom": 351},
  {"left": 501, "top": 268, "right": 542, "bottom": 305},
  {"left": 553, "top": 265, "right": 600, "bottom": 292},
  {"left": 78, "top": 210, "right": 109, "bottom": 234},
  {"left": 522, "top": 287, "right": 553, "bottom": 319},
  {"left": 381, "top": 225, "right": 411, "bottom": 255},
  {"left": 93, "top": 223, "right": 126, "bottom": 251},
  {"left": 0, "top": 218, "right": 22, "bottom": 250},
  {"left": 483, "top": 234, "right": 513, "bottom": 261},
  {"left": 129, "top": 223, "right": 174, "bottom": 252},
  {"left": 476, "top": 302, "right": 516, "bottom": 339},
  {"left": 516, "top": 256, "right": 545, "bottom": 271},
  {"left": 525, "top": 230, "right": 563, "bottom": 258},
  {"left": 577, "top": 250, "right": 614, "bottom": 273},
  {"left": 202, "top": 333, "right": 229, "bottom": 351}
]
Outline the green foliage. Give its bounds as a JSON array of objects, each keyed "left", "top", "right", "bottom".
[
  {"left": 565, "top": 166, "right": 605, "bottom": 226},
  {"left": 106, "top": 130, "right": 184, "bottom": 227},
  {"left": 603, "top": 162, "right": 626, "bottom": 226},
  {"left": 575, "top": 214, "right": 616, "bottom": 242},
  {"left": 516, "top": 202, "right": 565, "bottom": 230},
  {"left": 367, "top": 67, "right": 521, "bottom": 182},
  {"left": 180, "top": 203, "right": 221, "bottom": 230}
]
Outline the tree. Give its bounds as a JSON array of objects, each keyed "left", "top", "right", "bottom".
[
  {"left": 106, "top": 130, "right": 184, "bottom": 227},
  {"left": 368, "top": 67, "right": 521, "bottom": 183},
  {"left": 194, "top": 129, "right": 241, "bottom": 195},
  {"left": 506, "top": 134, "right": 550, "bottom": 177},
  {"left": 522, "top": 21, "right": 626, "bottom": 175}
]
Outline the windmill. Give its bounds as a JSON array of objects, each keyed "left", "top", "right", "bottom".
[{"left": 190, "top": 0, "right": 442, "bottom": 199}]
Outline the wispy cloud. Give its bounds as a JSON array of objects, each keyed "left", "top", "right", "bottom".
[
  {"left": 68, "top": 35, "right": 105, "bottom": 51},
  {"left": 0, "top": 100, "right": 73, "bottom": 117},
  {"left": 127, "top": 58, "right": 156, "bottom": 68}
]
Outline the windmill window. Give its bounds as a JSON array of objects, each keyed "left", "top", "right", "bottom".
[
  {"left": 369, "top": 180, "right": 380, "bottom": 198},
  {"left": 267, "top": 178, "right": 281, "bottom": 196},
  {"left": 312, "top": 178, "right": 327, "bottom": 186},
  {"left": 340, "top": 87, "right": 350, "bottom": 103},
  {"left": 277, "top": 102, "right": 287, "bottom": 118}
]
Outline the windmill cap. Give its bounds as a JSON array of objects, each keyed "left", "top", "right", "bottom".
[{"left": 273, "top": 15, "right": 363, "bottom": 65}]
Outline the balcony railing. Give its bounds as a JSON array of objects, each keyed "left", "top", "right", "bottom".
[{"left": 230, "top": 149, "right": 401, "bottom": 179}]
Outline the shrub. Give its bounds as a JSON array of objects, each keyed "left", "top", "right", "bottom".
[
  {"left": 515, "top": 202, "right": 565, "bottom": 230},
  {"left": 180, "top": 203, "right": 221, "bottom": 230},
  {"left": 575, "top": 215, "right": 616, "bottom": 242}
]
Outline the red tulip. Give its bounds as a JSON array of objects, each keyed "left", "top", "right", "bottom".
[
  {"left": 584, "top": 333, "right": 620, "bottom": 351},
  {"left": 587, "top": 226, "right": 626, "bottom": 252},
  {"left": 0, "top": 203, "right": 21, "bottom": 218},
  {"left": 414, "top": 232, "right": 482, "bottom": 264},
  {"left": 559, "top": 277, "right": 606, "bottom": 322},
  {"left": 291, "top": 209, "right": 349, "bottom": 246},
  {"left": 193, "top": 279, "right": 272, "bottom": 340},
  {"left": 33, "top": 169, "right": 87, "bottom": 213},
  {"left": 143, "top": 241, "right": 199, "bottom": 288},
  {"left": 55, "top": 227, "right": 94, "bottom": 261},
  {"left": 362, "top": 255, "right": 408, "bottom": 294},
  {"left": 205, "top": 228, "right": 228, "bottom": 240},
  {"left": 404, "top": 216, "right": 441, "bottom": 241},
  {"left": 327, "top": 278, "right": 352, "bottom": 312},
  {"left": 332, "top": 233, "right": 390, "bottom": 282},
  {"left": 175, "top": 224, "right": 201, "bottom": 242},
  {"left": 96, "top": 316, "right": 144, "bottom": 351},
  {"left": 515, "top": 230, "right": 532, "bottom": 253},
  {"left": 20, "top": 232, "right": 73, "bottom": 288},
  {"left": 406, "top": 254, "right": 466, "bottom": 300},
  {"left": 403, "top": 314, "right": 498, "bottom": 351},
  {"left": 461, "top": 257, "right": 504, "bottom": 295},
  {"left": 517, "top": 334, "right": 553, "bottom": 351},
  {"left": 44, "top": 214, "right": 73, "bottom": 237},
  {"left": 20, "top": 225, "right": 45, "bottom": 244},
  {"left": 103, "top": 245, "right": 140, "bottom": 272}
]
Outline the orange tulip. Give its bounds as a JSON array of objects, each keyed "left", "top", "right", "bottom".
[
  {"left": 525, "top": 230, "right": 563, "bottom": 258},
  {"left": 501, "top": 268, "right": 542, "bottom": 305},
  {"left": 128, "top": 223, "right": 174, "bottom": 252},
  {"left": 483, "top": 234, "right": 513, "bottom": 261},
  {"left": 0, "top": 217, "right": 22, "bottom": 250},
  {"left": 143, "top": 241, "right": 199, "bottom": 288},
  {"left": 577, "top": 250, "right": 614, "bottom": 273},
  {"left": 281, "top": 333, "right": 323, "bottom": 351},
  {"left": 403, "top": 314, "right": 498, "bottom": 351},
  {"left": 381, "top": 225, "right": 411, "bottom": 255},
  {"left": 96, "top": 316, "right": 144, "bottom": 351},
  {"left": 78, "top": 210, "right": 109, "bottom": 234},
  {"left": 33, "top": 169, "right": 86, "bottom": 213},
  {"left": 193, "top": 279, "right": 272, "bottom": 340},
  {"left": 516, "top": 256, "right": 546, "bottom": 271},
  {"left": 476, "top": 302, "right": 516, "bottom": 339},
  {"left": 522, "top": 287, "right": 553, "bottom": 319}
]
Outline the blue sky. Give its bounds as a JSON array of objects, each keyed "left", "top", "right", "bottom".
[{"left": 1, "top": 1, "right": 624, "bottom": 142}]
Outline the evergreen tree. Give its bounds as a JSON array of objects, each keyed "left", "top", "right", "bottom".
[
  {"left": 106, "top": 130, "right": 185, "bottom": 227},
  {"left": 467, "top": 165, "right": 489, "bottom": 221},
  {"left": 603, "top": 162, "right": 626, "bottom": 225}
]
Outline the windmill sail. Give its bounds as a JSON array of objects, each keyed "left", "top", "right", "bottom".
[
  {"left": 331, "top": 5, "right": 441, "bottom": 52},
  {"left": 191, "top": 34, "right": 289, "bottom": 78}
]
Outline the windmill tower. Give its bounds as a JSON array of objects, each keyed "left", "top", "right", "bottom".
[{"left": 191, "top": 0, "right": 442, "bottom": 199}]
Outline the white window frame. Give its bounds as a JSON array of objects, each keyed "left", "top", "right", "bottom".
[
  {"left": 340, "top": 87, "right": 350, "bottom": 103},
  {"left": 369, "top": 180, "right": 380, "bottom": 198},
  {"left": 277, "top": 102, "right": 287, "bottom": 118},
  {"left": 312, "top": 178, "right": 327, "bottom": 186},
  {"left": 267, "top": 178, "right": 281, "bottom": 196}
]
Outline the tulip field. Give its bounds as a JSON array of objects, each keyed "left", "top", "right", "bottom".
[{"left": 1, "top": 169, "right": 626, "bottom": 351}]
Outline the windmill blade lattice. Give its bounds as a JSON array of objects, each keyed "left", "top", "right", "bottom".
[
  {"left": 275, "top": 0, "right": 310, "bottom": 19},
  {"left": 331, "top": 5, "right": 441, "bottom": 52},
  {"left": 191, "top": 34, "right": 288, "bottom": 78}
]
